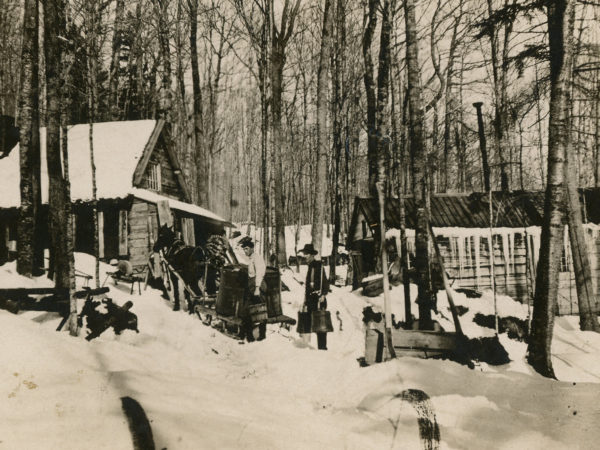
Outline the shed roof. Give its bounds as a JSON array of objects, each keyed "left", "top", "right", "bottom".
[
  {"left": 349, "top": 189, "right": 600, "bottom": 241},
  {"left": 0, "top": 120, "right": 159, "bottom": 208}
]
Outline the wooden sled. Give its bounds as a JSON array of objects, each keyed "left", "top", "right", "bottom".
[{"left": 365, "top": 326, "right": 460, "bottom": 365}]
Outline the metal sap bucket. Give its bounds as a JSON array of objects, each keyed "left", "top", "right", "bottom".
[
  {"left": 263, "top": 267, "right": 283, "bottom": 318},
  {"left": 248, "top": 303, "right": 268, "bottom": 323},
  {"left": 216, "top": 265, "right": 247, "bottom": 317},
  {"left": 311, "top": 310, "right": 334, "bottom": 333},
  {"left": 297, "top": 311, "right": 312, "bottom": 334}
]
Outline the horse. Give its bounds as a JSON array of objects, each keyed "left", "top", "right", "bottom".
[{"left": 153, "top": 224, "right": 222, "bottom": 310}]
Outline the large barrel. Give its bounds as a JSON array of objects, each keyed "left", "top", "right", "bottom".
[
  {"left": 216, "top": 265, "right": 247, "bottom": 316},
  {"left": 263, "top": 267, "right": 283, "bottom": 318}
]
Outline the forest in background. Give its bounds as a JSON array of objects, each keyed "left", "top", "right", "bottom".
[{"left": 1, "top": 0, "right": 599, "bottom": 228}]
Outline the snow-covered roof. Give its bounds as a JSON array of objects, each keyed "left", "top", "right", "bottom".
[
  {"left": 0, "top": 120, "right": 158, "bottom": 208},
  {"left": 130, "top": 188, "right": 232, "bottom": 226}
]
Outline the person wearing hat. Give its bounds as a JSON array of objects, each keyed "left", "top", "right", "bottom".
[
  {"left": 299, "top": 243, "right": 329, "bottom": 350},
  {"left": 240, "top": 237, "right": 267, "bottom": 341}
]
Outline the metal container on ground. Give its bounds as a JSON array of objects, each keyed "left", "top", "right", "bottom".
[
  {"left": 263, "top": 266, "right": 283, "bottom": 318},
  {"left": 216, "top": 265, "right": 247, "bottom": 317},
  {"left": 248, "top": 303, "right": 268, "bottom": 323},
  {"left": 311, "top": 310, "right": 334, "bottom": 333},
  {"left": 297, "top": 311, "right": 311, "bottom": 333}
]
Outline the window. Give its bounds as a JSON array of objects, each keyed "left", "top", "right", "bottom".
[{"left": 148, "top": 163, "right": 161, "bottom": 191}]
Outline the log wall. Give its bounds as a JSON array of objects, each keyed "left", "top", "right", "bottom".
[{"left": 128, "top": 199, "right": 158, "bottom": 268}]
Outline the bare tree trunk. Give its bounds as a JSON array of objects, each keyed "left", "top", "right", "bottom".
[
  {"left": 566, "top": 158, "right": 600, "bottom": 331},
  {"left": 271, "top": 0, "right": 300, "bottom": 266},
  {"left": 330, "top": 0, "right": 346, "bottom": 283},
  {"left": 85, "top": 0, "right": 100, "bottom": 287},
  {"left": 527, "top": 0, "right": 574, "bottom": 379},
  {"left": 44, "top": 0, "right": 70, "bottom": 289},
  {"left": 56, "top": 0, "right": 77, "bottom": 335},
  {"left": 188, "top": 0, "right": 207, "bottom": 206},
  {"left": 17, "top": 0, "right": 43, "bottom": 277},
  {"left": 474, "top": 102, "right": 491, "bottom": 192},
  {"left": 312, "top": 0, "right": 332, "bottom": 258},
  {"left": 375, "top": 0, "right": 396, "bottom": 358},
  {"left": 362, "top": 0, "right": 378, "bottom": 197},
  {"left": 564, "top": 2, "right": 599, "bottom": 332},
  {"left": 391, "top": 57, "right": 412, "bottom": 327},
  {"left": 108, "top": 0, "right": 125, "bottom": 121},
  {"left": 404, "top": 0, "right": 433, "bottom": 330},
  {"left": 154, "top": 0, "right": 172, "bottom": 122}
]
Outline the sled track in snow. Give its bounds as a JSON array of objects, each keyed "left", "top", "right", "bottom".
[
  {"left": 395, "top": 389, "right": 440, "bottom": 450},
  {"left": 121, "top": 396, "right": 155, "bottom": 450}
]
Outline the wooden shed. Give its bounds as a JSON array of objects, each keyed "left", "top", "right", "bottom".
[
  {"left": 0, "top": 119, "right": 231, "bottom": 268},
  {"left": 347, "top": 190, "right": 600, "bottom": 315}
]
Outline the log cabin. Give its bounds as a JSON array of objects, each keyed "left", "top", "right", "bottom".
[
  {"left": 348, "top": 191, "right": 600, "bottom": 315},
  {"left": 0, "top": 119, "right": 232, "bottom": 269}
]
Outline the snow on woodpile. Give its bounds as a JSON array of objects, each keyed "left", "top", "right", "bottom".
[
  {"left": 0, "top": 120, "right": 157, "bottom": 207},
  {"left": 2, "top": 253, "right": 600, "bottom": 449}
]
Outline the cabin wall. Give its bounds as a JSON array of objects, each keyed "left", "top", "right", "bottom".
[
  {"left": 430, "top": 226, "right": 600, "bottom": 315},
  {"left": 354, "top": 225, "right": 600, "bottom": 316},
  {"left": 139, "top": 138, "right": 184, "bottom": 201},
  {"left": 351, "top": 211, "right": 373, "bottom": 247}
]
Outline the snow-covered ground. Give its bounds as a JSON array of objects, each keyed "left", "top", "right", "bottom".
[{"left": 1, "top": 253, "right": 600, "bottom": 449}]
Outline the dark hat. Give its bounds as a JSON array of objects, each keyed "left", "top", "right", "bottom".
[
  {"left": 239, "top": 236, "right": 254, "bottom": 248},
  {"left": 298, "top": 243, "right": 318, "bottom": 255}
]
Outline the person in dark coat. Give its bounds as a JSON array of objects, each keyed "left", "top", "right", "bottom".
[{"left": 299, "top": 243, "right": 330, "bottom": 350}]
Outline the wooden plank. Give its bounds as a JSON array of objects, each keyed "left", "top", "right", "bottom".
[
  {"left": 129, "top": 238, "right": 150, "bottom": 248},
  {"left": 129, "top": 224, "right": 148, "bottom": 235},
  {"left": 147, "top": 215, "right": 156, "bottom": 246},
  {"left": 119, "top": 210, "right": 128, "bottom": 256},
  {"left": 72, "top": 213, "right": 77, "bottom": 249},
  {"left": 391, "top": 329, "right": 458, "bottom": 350},
  {"left": 182, "top": 217, "right": 195, "bottom": 246},
  {"left": 157, "top": 200, "right": 172, "bottom": 227},
  {"left": 98, "top": 210, "right": 104, "bottom": 258},
  {"left": 131, "top": 201, "right": 149, "bottom": 213}
]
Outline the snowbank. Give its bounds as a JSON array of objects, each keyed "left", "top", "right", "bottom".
[{"left": 1, "top": 253, "right": 600, "bottom": 449}]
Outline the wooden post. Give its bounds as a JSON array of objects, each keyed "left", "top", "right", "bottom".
[
  {"left": 72, "top": 213, "right": 77, "bottom": 250},
  {"left": 0, "top": 223, "right": 7, "bottom": 262},
  {"left": 157, "top": 200, "right": 172, "bottom": 227},
  {"left": 428, "top": 225, "right": 464, "bottom": 336},
  {"left": 98, "top": 210, "right": 104, "bottom": 258},
  {"left": 118, "top": 209, "right": 128, "bottom": 256}
]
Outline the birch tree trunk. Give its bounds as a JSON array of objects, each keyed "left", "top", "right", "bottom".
[{"left": 527, "top": 0, "right": 574, "bottom": 378}]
